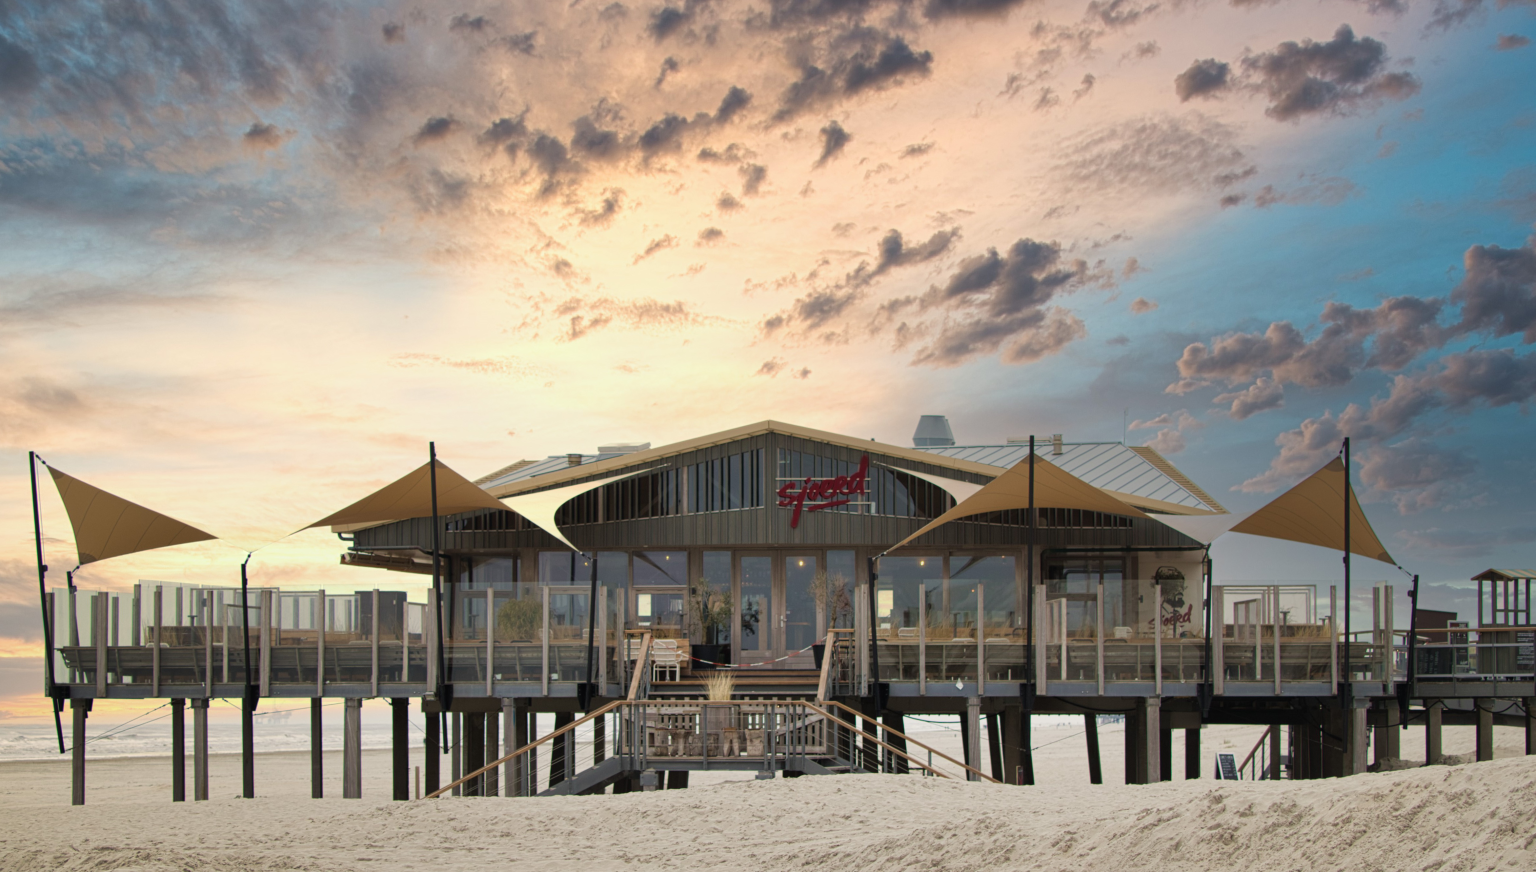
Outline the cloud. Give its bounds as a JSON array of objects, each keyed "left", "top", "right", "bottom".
[
  {"left": 1451, "top": 235, "right": 1536, "bottom": 342},
  {"left": 382, "top": 22, "right": 405, "bottom": 43},
  {"left": 922, "top": 0, "right": 1035, "bottom": 20},
  {"left": 846, "top": 228, "right": 959, "bottom": 286},
  {"left": 1175, "top": 59, "right": 1231, "bottom": 101},
  {"left": 412, "top": 116, "right": 459, "bottom": 146},
  {"left": 1496, "top": 34, "right": 1531, "bottom": 51},
  {"left": 1054, "top": 115, "right": 1248, "bottom": 198},
  {"left": 499, "top": 32, "right": 538, "bottom": 55},
  {"left": 717, "top": 192, "right": 744, "bottom": 212},
  {"left": 773, "top": 32, "right": 933, "bottom": 122},
  {"left": 1252, "top": 175, "right": 1359, "bottom": 208},
  {"left": 1403, "top": 524, "right": 1536, "bottom": 553},
  {"left": 578, "top": 188, "right": 624, "bottom": 226},
  {"left": 1144, "top": 428, "right": 1186, "bottom": 454},
  {"left": 648, "top": 3, "right": 698, "bottom": 41},
  {"left": 793, "top": 367, "right": 812, "bottom": 379},
  {"left": 697, "top": 226, "right": 725, "bottom": 245},
  {"left": 1213, "top": 376, "right": 1285, "bottom": 419},
  {"left": 655, "top": 56, "right": 680, "bottom": 88},
  {"left": 1358, "top": 439, "right": 1475, "bottom": 513},
  {"left": 388, "top": 354, "right": 543, "bottom": 378},
  {"left": 714, "top": 86, "right": 753, "bottom": 123},
  {"left": 1088, "top": 0, "right": 1160, "bottom": 28},
  {"left": 816, "top": 121, "right": 851, "bottom": 166},
  {"left": 538, "top": 294, "right": 717, "bottom": 341},
  {"left": 449, "top": 14, "right": 493, "bottom": 34},
  {"left": 1130, "top": 297, "right": 1157, "bottom": 314},
  {"left": 242, "top": 122, "right": 291, "bottom": 151},
  {"left": 901, "top": 142, "right": 934, "bottom": 158},
  {"left": 757, "top": 357, "right": 786, "bottom": 377},
  {"left": 739, "top": 163, "right": 767, "bottom": 196},
  {"left": 633, "top": 234, "right": 678, "bottom": 264},
  {"left": 1241, "top": 25, "right": 1421, "bottom": 121}
]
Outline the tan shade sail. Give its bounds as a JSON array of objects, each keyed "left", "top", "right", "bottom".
[
  {"left": 890, "top": 455, "right": 1148, "bottom": 551},
  {"left": 48, "top": 467, "right": 217, "bottom": 565},
  {"left": 888, "top": 466, "right": 986, "bottom": 505},
  {"left": 1229, "top": 457, "right": 1395, "bottom": 565},
  {"left": 308, "top": 460, "right": 509, "bottom": 530},
  {"left": 500, "top": 467, "right": 660, "bottom": 552}
]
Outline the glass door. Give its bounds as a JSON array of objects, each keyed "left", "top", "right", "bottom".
[
  {"left": 735, "top": 553, "right": 774, "bottom": 666},
  {"left": 784, "top": 555, "right": 819, "bottom": 657}
]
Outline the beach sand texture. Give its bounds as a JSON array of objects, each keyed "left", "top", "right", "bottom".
[{"left": 1, "top": 720, "right": 1532, "bottom": 871}]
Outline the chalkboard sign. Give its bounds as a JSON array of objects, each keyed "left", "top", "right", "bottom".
[
  {"left": 1215, "top": 752, "right": 1239, "bottom": 780},
  {"left": 1518, "top": 630, "right": 1534, "bottom": 668}
]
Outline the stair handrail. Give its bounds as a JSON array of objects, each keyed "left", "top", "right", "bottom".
[
  {"left": 627, "top": 631, "right": 653, "bottom": 701},
  {"left": 815, "top": 628, "right": 852, "bottom": 702},
  {"left": 815, "top": 699, "right": 1001, "bottom": 783},
  {"left": 424, "top": 699, "right": 626, "bottom": 799},
  {"left": 1238, "top": 724, "right": 1275, "bottom": 780},
  {"left": 801, "top": 700, "right": 1000, "bottom": 783}
]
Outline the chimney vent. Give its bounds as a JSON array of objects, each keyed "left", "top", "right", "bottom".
[
  {"left": 567, "top": 453, "right": 584, "bottom": 467},
  {"left": 1051, "top": 434, "right": 1063, "bottom": 455},
  {"left": 913, "top": 415, "right": 956, "bottom": 448}
]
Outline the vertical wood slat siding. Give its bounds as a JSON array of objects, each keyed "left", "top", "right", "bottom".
[{"left": 350, "top": 432, "right": 1203, "bottom": 554}]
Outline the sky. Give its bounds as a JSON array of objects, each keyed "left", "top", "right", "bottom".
[{"left": 1, "top": 0, "right": 1534, "bottom": 720}]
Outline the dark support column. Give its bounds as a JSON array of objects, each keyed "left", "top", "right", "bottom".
[
  {"left": 1525, "top": 698, "right": 1535, "bottom": 756},
  {"left": 241, "top": 693, "right": 255, "bottom": 799},
  {"left": 548, "top": 711, "right": 572, "bottom": 786},
  {"left": 464, "top": 711, "right": 486, "bottom": 796},
  {"left": 1084, "top": 713, "right": 1102, "bottom": 785},
  {"left": 960, "top": 712, "right": 971, "bottom": 777},
  {"left": 1425, "top": 701, "right": 1442, "bottom": 765},
  {"left": 1374, "top": 721, "right": 1400, "bottom": 767},
  {"left": 1321, "top": 707, "right": 1346, "bottom": 778},
  {"left": 192, "top": 699, "right": 209, "bottom": 801},
  {"left": 964, "top": 698, "right": 981, "bottom": 780},
  {"left": 883, "top": 712, "right": 909, "bottom": 774},
  {"left": 1124, "top": 707, "right": 1141, "bottom": 784},
  {"left": 1477, "top": 703, "right": 1494, "bottom": 762},
  {"left": 502, "top": 699, "right": 517, "bottom": 797},
  {"left": 593, "top": 710, "right": 606, "bottom": 765},
  {"left": 424, "top": 705, "right": 440, "bottom": 794},
  {"left": 666, "top": 770, "right": 689, "bottom": 789},
  {"left": 860, "top": 699, "right": 880, "bottom": 773},
  {"left": 512, "top": 707, "right": 531, "bottom": 796},
  {"left": 1020, "top": 708, "right": 1034, "bottom": 785},
  {"left": 985, "top": 712, "right": 1003, "bottom": 782},
  {"left": 392, "top": 699, "right": 409, "bottom": 801},
  {"left": 525, "top": 713, "right": 539, "bottom": 794},
  {"left": 483, "top": 711, "right": 499, "bottom": 797},
  {"left": 451, "top": 713, "right": 461, "bottom": 796},
  {"left": 71, "top": 699, "right": 89, "bottom": 806},
  {"left": 171, "top": 698, "right": 185, "bottom": 802},
  {"left": 1185, "top": 727, "right": 1200, "bottom": 779},
  {"left": 311, "top": 698, "right": 323, "bottom": 799},
  {"left": 1159, "top": 724, "right": 1173, "bottom": 782},
  {"left": 1268, "top": 726, "right": 1282, "bottom": 781},
  {"left": 1302, "top": 720, "right": 1325, "bottom": 779},
  {"left": 343, "top": 698, "right": 362, "bottom": 799},
  {"left": 1000, "top": 706, "right": 1028, "bottom": 785}
]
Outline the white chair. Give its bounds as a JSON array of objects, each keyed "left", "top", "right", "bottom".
[{"left": 651, "top": 639, "right": 682, "bottom": 682}]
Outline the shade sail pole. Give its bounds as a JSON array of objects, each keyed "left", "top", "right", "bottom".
[
  {"left": 429, "top": 443, "right": 447, "bottom": 711},
  {"left": 583, "top": 552, "right": 598, "bottom": 708},
  {"left": 30, "top": 452, "right": 64, "bottom": 755},
  {"left": 1342, "top": 437, "right": 1352, "bottom": 703},
  {"left": 240, "top": 553, "right": 255, "bottom": 798},
  {"left": 1024, "top": 436, "right": 1036, "bottom": 711}
]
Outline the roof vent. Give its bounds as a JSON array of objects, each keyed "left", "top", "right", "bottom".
[
  {"left": 597, "top": 442, "right": 651, "bottom": 455},
  {"left": 567, "top": 453, "right": 584, "bottom": 467},
  {"left": 1051, "top": 434, "right": 1063, "bottom": 455},
  {"left": 913, "top": 415, "right": 956, "bottom": 447}
]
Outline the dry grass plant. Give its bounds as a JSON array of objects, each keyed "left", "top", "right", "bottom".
[{"left": 703, "top": 670, "right": 737, "bottom": 701}]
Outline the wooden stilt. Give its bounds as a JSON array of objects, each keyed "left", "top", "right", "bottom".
[
  {"left": 1084, "top": 713, "right": 1102, "bottom": 785},
  {"left": 392, "top": 698, "right": 409, "bottom": 801},
  {"left": 965, "top": 697, "right": 981, "bottom": 782},
  {"left": 1185, "top": 727, "right": 1200, "bottom": 779},
  {"left": 985, "top": 712, "right": 1003, "bottom": 782},
  {"left": 884, "top": 712, "right": 910, "bottom": 775},
  {"left": 343, "top": 698, "right": 362, "bottom": 798},
  {"left": 1477, "top": 703, "right": 1494, "bottom": 762},
  {"left": 171, "top": 698, "right": 185, "bottom": 802},
  {"left": 1525, "top": 697, "right": 1535, "bottom": 756},
  {"left": 71, "top": 699, "right": 89, "bottom": 806},
  {"left": 1268, "top": 724, "right": 1282, "bottom": 780},
  {"left": 424, "top": 705, "right": 440, "bottom": 794},
  {"left": 311, "top": 698, "right": 323, "bottom": 799},
  {"left": 1160, "top": 724, "right": 1173, "bottom": 782},
  {"left": 483, "top": 711, "right": 498, "bottom": 796},
  {"left": 464, "top": 712, "right": 485, "bottom": 796},
  {"left": 192, "top": 698, "right": 209, "bottom": 801},
  {"left": 1426, "top": 701, "right": 1442, "bottom": 765},
  {"left": 548, "top": 711, "right": 573, "bottom": 786}
]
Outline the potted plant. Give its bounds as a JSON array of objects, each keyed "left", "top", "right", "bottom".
[
  {"left": 496, "top": 595, "right": 542, "bottom": 641},
  {"left": 688, "top": 580, "right": 733, "bottom": 670},
  {"left": 808, "top": 569, "right": 853, "bottom": 668}
]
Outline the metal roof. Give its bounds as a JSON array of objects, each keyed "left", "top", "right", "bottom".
[
  {"left": 916, "top": 442, "right": 1226, "bottom": 514},
  {"left": 479, "top": 453, "right": 634, "bottom": 491},
  {"left": 1472, "top": 569, "right": 1536, "bottom": 581}
]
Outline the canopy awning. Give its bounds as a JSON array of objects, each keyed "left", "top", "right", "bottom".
[
  {"left": 1227, "top": 457, "right": 1396, "bottom": 565},
  {"left": 500, "top": 467, "right": 660, "bottom": 552},
  {"left": 48, "top": 466, "right": 217, "bottom": 565},
  {"left": 890, "top": 454, "right": 1149, "bottom": 551},
  {"left": 309, "top": 460, "right": 508, "bottom": 530}
]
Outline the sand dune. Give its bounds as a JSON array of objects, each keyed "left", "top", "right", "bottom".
[{"left": 1, "top": 734, "right": 1531, "bottom": 872}]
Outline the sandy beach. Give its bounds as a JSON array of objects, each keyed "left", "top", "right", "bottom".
[{"left": 1, "top": 719, "right": 1531, "bottom": 871}]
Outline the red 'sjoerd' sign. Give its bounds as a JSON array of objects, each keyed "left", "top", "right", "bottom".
[{"left": 777, "top": 455, "right": 869, "bottom": 528}]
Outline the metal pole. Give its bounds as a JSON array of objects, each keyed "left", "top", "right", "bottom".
[
  {"left": 430, "top": 442, "right": 448, "bottom": 711},
  {"left": 1025, "top": 436, "right": 1036, "bottom": 712},
  {"left": 867, "top": 555, "right": 881, "bottom": 710},
  {"left": 240, "top": 554, "right": 255, "bottom": 799},
  {"left": 1201, "top": 546, "right": 1213, "bottom": 718},
  {"left": 1342, "top": 437, "right": 1352, "bottom": 703},
  {"left": 1402, "top": 574, "right": 1419, "bottom": 726},
  {"left": 583, "top": 551, "right": 599, "bottom": 708},
  {"left": 29, "top": 452, "right": 64, "bottom": 754}
]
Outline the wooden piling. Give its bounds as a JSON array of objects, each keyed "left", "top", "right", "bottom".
[
  {"left": 424, "top": 706, "right": 440, "bottom": 794},
  {"left": 311, "top": 698, "right": 323, "bottom": 799},
  {"left": 171, "top": 698, "right": 185, "bottom": 802},
  {"left": 1184, "top": 727, "right": 1200, "bottom": 779},
  {"left": 392, "top": 698, "right": 409, "bottom": 801},
  {"left": 71, "top": 699, "right": 89, "bottom": 806},
  {"left": 192, "top": 698, "right": 209, "bottom": 801},
  {"left": 1426, "top": 701, "right": 1443, "bottom": 765},
  {"left": 1084, "top": 713, "right": 1103, "bottom": 785},
  {"left": 343, "top": 698, "right": 362, "bottom": 799},
  {"left": 1477, "top": 703, "right": 1494, "bottom": 762}
]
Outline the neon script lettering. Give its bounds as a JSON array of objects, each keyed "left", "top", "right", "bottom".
[{"left": 776, "top": 455, "right": 870, "bottom": 528}]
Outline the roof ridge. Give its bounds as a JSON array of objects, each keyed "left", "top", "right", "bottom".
[
  {"left": 1127, "top": 446, "right": 1228, "bottom": 514},
  {"left": 475, "top": 458, "right": 539, "bottom": 486}
]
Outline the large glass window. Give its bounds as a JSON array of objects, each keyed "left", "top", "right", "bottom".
[
  {"left": 950, "top": 556, "right": 1017, "bottom": 637},
  {"left": 739, "top": 556, "right": 772, "bottom": 653},
  {"left": 1046, "top": 559, "right": 1126, "bottom": 637},
  {"left": 875, "top": 556, "right": 942, "bottom": 638},
  {"left": 694, "top": 551, "right": 732, "bottom": 646},
  {"left": 633, "top": 552, "right": 686, "bottom": 585},
  {"left": 824, "top": 550, "right": 857, "bottom": 630},
  {"left": 785, "top": 555, "right": 818, "bottom": 651},
  {"left": 690, "top": 449, "right": 763, "bottom": 513}
]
